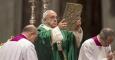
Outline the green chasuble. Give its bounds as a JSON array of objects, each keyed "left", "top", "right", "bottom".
[{"left": 34, "top": 24, "right": 78, "bottom": 60}]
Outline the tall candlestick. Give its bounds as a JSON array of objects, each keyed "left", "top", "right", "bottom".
[{"left": 29, "top": 0, "right": 36, "bottom": 25}]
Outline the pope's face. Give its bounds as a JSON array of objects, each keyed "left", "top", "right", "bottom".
[{"left": 46, "top": 11, "right": 58, "bottom": 28}]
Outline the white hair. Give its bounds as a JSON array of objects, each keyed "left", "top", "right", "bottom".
[{"left": 42, "top": 10, "right": 55, "bottom": 24}]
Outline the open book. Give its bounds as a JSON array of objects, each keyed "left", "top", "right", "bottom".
[{"left": 63, "top": 3, "right": 83, "bottom": 31}]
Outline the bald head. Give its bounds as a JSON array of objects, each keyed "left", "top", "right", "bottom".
[
  {"left": 22, "top": 25, "right": 37, "bottom": 33},
  {"left": 22, "top": 25, "right": 37, "bottom": 43}
]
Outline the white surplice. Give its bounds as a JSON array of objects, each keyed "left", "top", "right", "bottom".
[
  {"left": 0, "top": 38, "right": 38, "bottom": 60},
  {"left": 78, "top": 38, "right": 111, "bottom": 60}
]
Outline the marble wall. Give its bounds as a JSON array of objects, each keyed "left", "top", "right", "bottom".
[{"left": 0, "top": 0, "right": 22, "bottom": 42}]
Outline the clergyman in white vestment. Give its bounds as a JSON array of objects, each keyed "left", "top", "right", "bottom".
[
  {"left": 78, "top": 28, "right": 115, "bottom": 60},
  {"left": 0, "top": 25, "right": 38, "bottom": 60}
]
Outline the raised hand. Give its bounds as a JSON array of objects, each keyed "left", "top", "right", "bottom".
[{"left": 58, "top": 19, "right": 67, "bottom": 29}]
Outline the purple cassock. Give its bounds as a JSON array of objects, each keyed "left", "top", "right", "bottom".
[
  {"left": 93, "top": 36, "right": 102, "bottom": 46},
  {"left": 11, "top": 34, "right": 27, "bottom": 41}
]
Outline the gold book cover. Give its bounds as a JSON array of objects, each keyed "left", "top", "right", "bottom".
[{"left": 63, "top": 3, "right": 83, "bottom": 31}]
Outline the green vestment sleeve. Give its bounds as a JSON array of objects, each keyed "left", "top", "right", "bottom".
[{"left": 34, "top": 27, "right": 53, "bottom": 60}]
